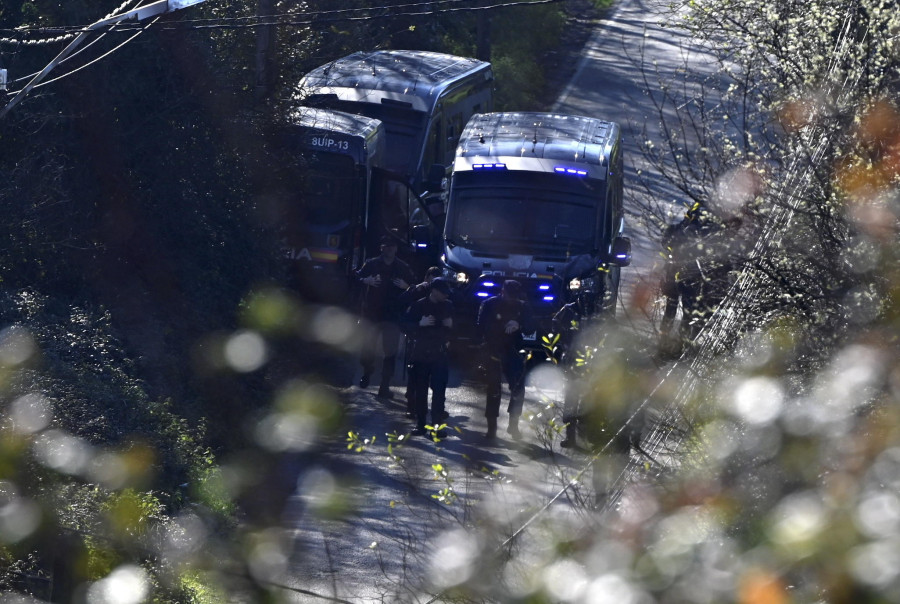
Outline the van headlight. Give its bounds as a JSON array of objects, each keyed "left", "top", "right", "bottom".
[{"left": 443, "top": 268, "right": 469, "bottom": 285}]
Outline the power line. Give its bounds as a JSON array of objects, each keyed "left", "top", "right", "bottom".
[
  {"left": 0, "top": 0, "right": 141, "bottom": 45},
  {"left": 2, "top": 0, "right": 561, "bottom": 37},
  {"left": 4, "top": 7, "right": 147, "bottom": 87},
  {"left": 166, "top": 0, "right": 563, "bottom": 30},
  {"left": 2, "top": 0, "right": 557, "bottom": 98},
  {"left": 28, "top": 18, "right": 157, "bottom": 92},
  {"left": 0, "top": 33, "right": 78, "bottom": 47},
  {"left": 1, "top": 0, "right": 206, "bottom": 117}
]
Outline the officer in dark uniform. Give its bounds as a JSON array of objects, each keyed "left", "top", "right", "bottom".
[
  {"left": 403, "top": 277, "right": 454, "bottom": 437},
  {"left": 356, "top": 235, "right": 416, "bottom": 397},
  {"left": 400, "top": 266, "right": 443, "bottom": 417},
  {"left": 477, "top": 279, "right": 534, "bottom": 440},
  {"left": 659, "top": 202, "right": 730, "bottom": 356},
  {"left": 551, "top": 296, "right": 589, "bottom": 448}
]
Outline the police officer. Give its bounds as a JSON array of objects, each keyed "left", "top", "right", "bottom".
[
  {"left": 659, "top": 202, "right": 728, "bottom": 356},
  {"left": 356, "top": 235, "right": 415, "bottom": 398},
  {"left": 477, "top": 279, "right": 534, "bottom": 440},
  {"left": 551, "top": 296, "right": 588, "bottom": 448},
  {"left": 400, "top": 266, "right": 443, "bottom": 417},
  {"left": 403, "top": 277, "right": 454, "bottom": 437}
]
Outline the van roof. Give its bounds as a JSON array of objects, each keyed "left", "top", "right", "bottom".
[
  {"left": 456, "top": 112, "right": 619, "bottom": 165},
  {"left": 287, "top": 107, "right": 382, "bottom": 139},
  {"left": 283, "top": 107, "right": 386, "bottom": 166},
  {"left": 298, "top": 50, "right": 492, "bottom": 113}
]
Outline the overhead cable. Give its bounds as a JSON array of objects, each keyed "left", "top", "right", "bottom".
[{"left": 3, "top": 0, "right": 561, "bottom": 37}]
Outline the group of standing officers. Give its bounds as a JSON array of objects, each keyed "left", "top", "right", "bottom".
[
  {"left": 354, "top": 235, "right": 533, "bottom": 440},
  {"left": 352, "top": 197, "right": 738, "bottom": 443}
]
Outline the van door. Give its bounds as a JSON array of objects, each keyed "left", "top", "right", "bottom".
[{"left": 369, "top": 168, "right": 443, "bottom": 274}]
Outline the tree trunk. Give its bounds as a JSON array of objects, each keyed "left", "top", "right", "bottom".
[
  {"left": 255, "top": 0, "right": 276, "bottom": 104},
  {"left": 476, "top": 10, "right": 491, "bottom": 62}
]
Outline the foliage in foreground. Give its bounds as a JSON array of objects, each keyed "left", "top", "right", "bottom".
[{"left": 0, "top": 289, "right": 229, "bottom": 601}]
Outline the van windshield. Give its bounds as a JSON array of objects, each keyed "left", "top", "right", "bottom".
[
  {"left": 326, "top": 100, "right": 427, "bottom": 180},
  {"left": 445, "top": 171, "right": 604, "bottom": 257}
]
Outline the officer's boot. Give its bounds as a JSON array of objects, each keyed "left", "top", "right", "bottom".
[
  {"left": 506, "top": 414, "right": 522, "bottom": 440},
  {"left": 485, "top": 417, "right": 498, "bottom": 440},
  {"left": 378, "top": 355, "right": 396, "bottom": 398}
]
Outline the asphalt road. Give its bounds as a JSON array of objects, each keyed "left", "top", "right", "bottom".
[
  {"left": 279, "top": 1, "right": 721, "bottom": 601},
  {"left": 554, "top": 0, "right": 722, "bottom": 325}
]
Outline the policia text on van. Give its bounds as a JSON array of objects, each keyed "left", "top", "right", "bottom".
[{"left": 441, "top": 112, "right": 632, "bottom": 345}]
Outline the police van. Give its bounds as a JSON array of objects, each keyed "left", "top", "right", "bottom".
[
  {"left": 441, "top": 112, "right": 632, "bottom": 345},
  {"left": 296, "top": 50, "right": 493, "bottom": 265},
  {"left": 278, "top": 107, "right": 387, "bottom": 303}
]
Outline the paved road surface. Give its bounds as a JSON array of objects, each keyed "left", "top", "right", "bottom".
[{"left": 554, "top": 0, "right": 722, "bottom": 329}]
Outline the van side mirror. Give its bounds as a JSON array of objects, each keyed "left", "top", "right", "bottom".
[
  {"left": 612, "top": 236, "right": 632, "bottom": 266},
  {"left": 426, "top": 164, "right": 446, "bottom": 191}
]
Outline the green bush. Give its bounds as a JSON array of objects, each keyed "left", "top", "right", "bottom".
[{"left": 0, "top": 288, "right": 226, "bottom": 599}]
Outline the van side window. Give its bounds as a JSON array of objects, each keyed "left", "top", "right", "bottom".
[
  {"left": 446, "top": 113, "right": 464, "bottom": 161},
  {"left": 422, "top": 116, "right": 442, "bottom": 180}
]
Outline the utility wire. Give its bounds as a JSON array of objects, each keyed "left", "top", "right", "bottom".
[
  {"left": 2, "top": 0, "right": 553, "bottom": 98},
  {"left": 0, "top": 33, "right": 77, "bottom": 47},
  {"left": 27, "top": 17, "right": 157, "bottom": 91},
  {"left": 3, "top": 0, "right": 561, "bottom": 36},
  {"left": 165, "top": 0, "right": 563, "bottom": 30},
  {"left": 1, "top": 0, "right": 187, "bottom": 117},
  {"left": 0, "top": 0, "right": 139, "bottom": 45},
  {"left": 196, "top": 0, "right": 489, "bottom": 25},
  {"left": 5, "top": 2, "right": 145, "bottom": 87},
  {"left": 2, "top": 0, "right": 477, "bottom": 32}
]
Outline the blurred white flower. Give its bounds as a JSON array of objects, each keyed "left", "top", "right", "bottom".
[
  {"left": 224, "top": 330, "right": 268, "bottom": 372},
  {"left": 86, "top": 565, "right": 149, "bottom": 604},
  {"left": 10, "top": 393, "right": 51, "bottom": 434},
  {"left": 729, "top": 377, "right": 784, "bottom": 425}
]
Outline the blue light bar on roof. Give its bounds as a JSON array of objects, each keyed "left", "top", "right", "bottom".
[
  {"left": 554, "top": 166, "right": 588, "bottom": 176},
  {"left": 473, "top": 163, "right": 507, "bottom": 170}
]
